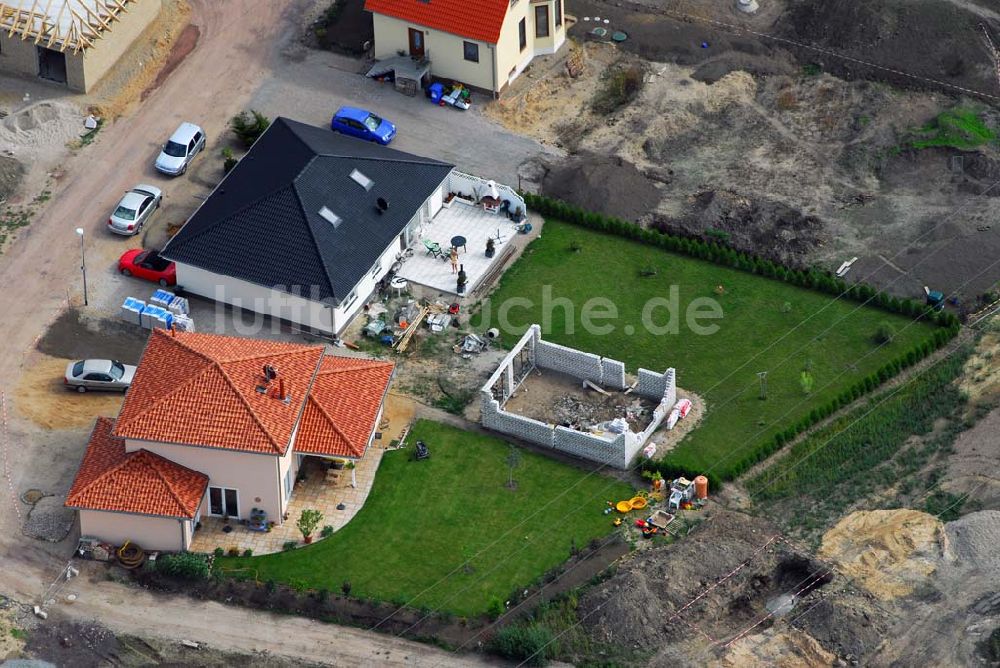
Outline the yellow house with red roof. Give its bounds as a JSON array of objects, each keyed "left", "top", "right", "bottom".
[
  {"left": 365, "top": 0, "right": 566, "bottom": 95},
  {"left": 65, "top": 329, "right": 393, "bottom": 552}
]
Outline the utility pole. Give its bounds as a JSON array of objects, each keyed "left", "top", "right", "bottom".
[
  {"left": 75, "top": 228, "right": 88, "bottom": 306},
  {"left": 757, "top": 371, "right": 768, "bottom": 400}
]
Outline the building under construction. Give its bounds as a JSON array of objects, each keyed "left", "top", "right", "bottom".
[{"left": 0, "top": 0, "right": 160, "bottom": 92}]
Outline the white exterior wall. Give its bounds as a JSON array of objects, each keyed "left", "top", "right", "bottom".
[
  {"left": 79, "top": 509, "right": 187, "bottom": 552},
  {"left": 124, "top": 439, "right": 289, "bottom": 523},
  {"left": 495, "top": 0, "right": 566, "bottom": 91}
]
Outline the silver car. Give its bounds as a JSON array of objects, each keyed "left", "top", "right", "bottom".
[
  {"left": 155, "top": 122, "right": 206, "bottom": 176},
  {"left": 64, "top": 359, "right": 136, "bottom": 393},
  {"left": 107, "top": 185, "right": 162, "bottom": 236}
]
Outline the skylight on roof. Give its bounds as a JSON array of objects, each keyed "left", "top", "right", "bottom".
[
  {"left": 319, "top": 206, "right": 342, "bottom": 228},
  {"left": 350, "top": 169, "right": 374, "bottom": 191}
]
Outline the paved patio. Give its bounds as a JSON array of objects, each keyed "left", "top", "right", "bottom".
[
  {"left": 397, "top": 201, "right": 525, "bottom": 295},
  {"left": 189, "top": 394, "right": 417, "bottom": 555}
]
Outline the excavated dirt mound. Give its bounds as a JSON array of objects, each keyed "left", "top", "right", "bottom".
[
  {"left": 722, "top": 628, "right": 837, "bottom": 667},
  {"left": 578, "top": 510, "right": 863, "bottom": 661},
  {"left": 818, "top": 509, "right": 945, "bottom": 600},
  {"left": 540, "top": 152, "right": 663, "bottom": 223}
]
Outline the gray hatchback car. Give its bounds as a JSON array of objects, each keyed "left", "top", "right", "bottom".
[{"left": 64, "top": 359, "right": 136, "bottom": 393}]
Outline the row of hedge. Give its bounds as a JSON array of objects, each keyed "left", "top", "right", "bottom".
[
  {"left": 522, "top": 193, "right": 961, "bottom": 330},
  {"left": 521, "top": 193, "right": 962, "bottom": 486}
]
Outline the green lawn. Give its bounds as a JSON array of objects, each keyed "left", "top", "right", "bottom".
[
  {"left": 220, "top": 420, "right": 633, "bottom": 616},
  {"left": 475, "top": 220, "right": 938, "bottom": 478}
]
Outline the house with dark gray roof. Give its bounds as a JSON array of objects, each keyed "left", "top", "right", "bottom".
[{"left": 162, "top": 117, "right": 456, "bottom": 336}]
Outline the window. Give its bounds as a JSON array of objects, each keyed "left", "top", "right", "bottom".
[
  {"left": 284, "top": 468, "right": 293, "bottom": 501},
  {"left": 341, "top": 288, "right": 358, "bottom": 311},
  {"left": 370, "top": 259, "right": 382, "bottom": 278},
  {"left": 535, "top": 5, "right": 549, "bottom": 38},
  {"left": 463, "top": 40, "right": 479, "bottom": 63},
  {"left": 209, "top": 487, "right": 239, "bottom": 517},
  {"left": 519, "top": 18, "right": 527, "bottom": 51},
  {"left": 556, "top": 0, "right": 563, "bottom": 27}
]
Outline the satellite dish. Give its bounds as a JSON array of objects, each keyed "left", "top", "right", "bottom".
[{"left": 377, "top": 197, "right": 388, "bottom": 211}]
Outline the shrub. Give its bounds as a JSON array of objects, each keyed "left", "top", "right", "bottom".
[
  {"left": 489, "top": 623, "right": 553, "bottom": 666},
  {"left": 242, "top": 548, "right": 253, "bottom": 557},
  {"left": 227, "top": 547, "right": 240, "bottom": 557},
  {"left": 320, "top": 525, "right": 334, "bottom": 538},
  {"left": 265, "top": 579, "right": 277, "bottom": 593},
  {"left": 221, "top": 146, "right": 238, "bottom": 174},
  {"left": 593, "top": 63, "right": 645, "bottom": 115},
  {"left": 213, "top": 547, "right": 224, "bottom": 560},
  {"left": 487, "top": 597, "right": 506, "bottom": 620},
  {"left": 229, "top": 110, "right": 271, "bottom": 148},
  {"left": 282, "top": 541, "right": 298, "bottom": 552},
  {"left": 874, "top": 321, "right": 896, "bottom": 344},
  {"left": 156, "top": 552, "right": 210, "bottom": 580},
  {"left": 341, "top": 580, "right": 352, "bottom": 596}
]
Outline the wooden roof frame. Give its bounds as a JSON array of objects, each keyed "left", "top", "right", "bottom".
[{"left": 0, "top": 0, "right": 131, "bottom": 54}]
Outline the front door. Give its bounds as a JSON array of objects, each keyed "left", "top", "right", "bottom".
[
  {"left": 408, "top": 28, "right": 424, "bottom": 58},
  {"left": 208, "top": 486, "right": 239, "bottom": 517}
]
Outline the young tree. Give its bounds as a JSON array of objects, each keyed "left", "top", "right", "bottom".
[
  {"left": 505, "top": 445, "right": 521, "bottom": 490},
  {"left": 297, "top": 508, "right": 323, "bottom": 543}
]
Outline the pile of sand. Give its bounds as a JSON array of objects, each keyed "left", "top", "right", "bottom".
[
  {"left": 945, "top": 510, "right": 1000, "bottom": 575},
  {"left": 723, "top": 628, "right": 837, "bottom": 668},
  {"left": 819, "top": 509, "right": 944, "bottom": 600},
  {"left": 14, "top": 354, "right": 125, "bottom": 430},
  {"left": 0, "top": 102, "right": 85, "bottom": 163}
]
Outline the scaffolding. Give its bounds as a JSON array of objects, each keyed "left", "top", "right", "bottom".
[{"left": 0, "top": 0, "right": 131, "bottom": 54}]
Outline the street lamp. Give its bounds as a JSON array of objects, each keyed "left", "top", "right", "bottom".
[{"left": 75, "top": 227, "right": 88, "bottom": 306}]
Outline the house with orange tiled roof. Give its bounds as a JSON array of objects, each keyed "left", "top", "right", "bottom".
[
  {"left": 365, "top": 0, "right": 566, "bottom": 95},
  {"left": 65, "top": 329, "right": 394, "bottom": 552}
]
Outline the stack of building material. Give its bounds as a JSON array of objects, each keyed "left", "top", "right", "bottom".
[
  {"left": 149, "top": 289, "right": 175, "bottom": 308},
  {"left": 167, "top": 295, "right": 189, "bottom": 316},
  {"left": 140, "top": 305, "right": 173, "bottom": 330},
  {"left": 120, "top": 298, "right": 145, "bottom": 325},
  {"left": 172, "top": 314, "right": 195, "bottom": 332}
]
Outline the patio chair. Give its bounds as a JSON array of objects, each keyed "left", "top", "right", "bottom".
[{"left": 423, "top": 239, "right": 443, "bottom": 258}]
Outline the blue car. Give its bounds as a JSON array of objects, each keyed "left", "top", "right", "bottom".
[{"left": 330, "top": 106, "right": 396, "bottom": 145}]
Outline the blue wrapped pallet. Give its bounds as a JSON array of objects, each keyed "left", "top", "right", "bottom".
[
  {"left": 120, "top": 297, "right": 145, "bottom": 325},
  {"left": 150, "top": 289, "right": 175, "bottom": 308}
]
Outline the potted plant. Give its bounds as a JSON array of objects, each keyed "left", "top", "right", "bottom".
[
  {"left": 297, "top": 509, "right": 323, "bottom": 544},
  {"left": 485, "top": 237, "right": 496, "bottom": 259}
]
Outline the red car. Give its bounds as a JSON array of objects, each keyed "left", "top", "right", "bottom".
[{"left": 118, "top": 249, "right": 176, "bottom": 286}]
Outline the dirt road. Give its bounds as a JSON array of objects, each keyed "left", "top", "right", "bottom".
[{"left": 0, "top": 1, "right": 497, "bottom": 664}]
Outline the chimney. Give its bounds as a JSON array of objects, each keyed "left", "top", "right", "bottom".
[{"left": 278, "top": 377, "right": 285, "bottom": 400}]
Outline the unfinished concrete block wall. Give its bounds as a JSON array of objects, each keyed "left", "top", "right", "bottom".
[
  {"left": 481, "top": 393, "right": 554, "bottom": 447},
  {"left": 479, "top": 324, "right": 679, "bottom": 470},
  {"left": 535, "top": 340, "right": 604, "bottom": 384},
  {"left": 601, "top": 358, "right": 627, "bottom": 390},
  {"left": 553, "top": 427, "right": 627, "bottom": 468}
]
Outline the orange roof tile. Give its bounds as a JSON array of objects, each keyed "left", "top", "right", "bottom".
[
  {"left": 295, "top": 356, "right": 395, "bottom": 458},
  {"left": 65, "top": 418, "right": 208, "bottom": 519},
  {"left": 365, "top": 0, "right": 509, "bottom": 44},
  {"left": 114, "top": 329, "right": 325, "bottom": 455}
]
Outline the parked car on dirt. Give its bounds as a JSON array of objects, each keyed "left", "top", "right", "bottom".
[
  {"left": 64, "top": 359, "right": 136, "bottom": 392},
  {"left": 330, "top": 106, "right": 396, "bottom": 145},
  {"left": 155, "top": 122, "right": 206, "bottom": 176},
  {"left": 107, "top": 185, "right": 162, "bottom": 235},
  {"left": 118, "top": 248, "right": 177, "bottom": 286}
]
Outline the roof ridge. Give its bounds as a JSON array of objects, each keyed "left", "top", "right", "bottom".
[
  {"left": 214, "top": 362, "right": 285, "bottom": 455},
  {"left": 306, "top": 393, "right": 359, "bottom": 453},
  {"left": 316, "top": 153, "right": 452, "bottom": 168},
  {"left": 137, "top": 450, "right": 190, "bottom": 516},
  {"left": 199, "top": 341, "right": 325, "bottom": 364},
  {"left": 320, "top": 359, "right": 394, "bottom": 374},
  {"left": 290, "top": 163, "right": 341, "bottom": 304}
]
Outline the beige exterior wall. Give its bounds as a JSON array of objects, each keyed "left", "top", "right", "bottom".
[
  {"left": 124, "top": 439, "right": 290, "bottom": 523},
  {"left": 79, "top": 508, "right": 187, "bottom": 552},
  {"left": 0, "top": 0, "right": 161, "bottom": 92},
  {"left": 67, "top": 0, "right": 162, "bottom": 92},
  {"left": 371, "top": 14, "right": 496, "bottom": 91},
  {"left": 370, "top": 0, "right": 565, "bottom": 93}
]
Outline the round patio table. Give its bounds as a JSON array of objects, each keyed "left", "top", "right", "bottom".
[{"left": 450, "top": 235, "right": 467, "bottom": 253}]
